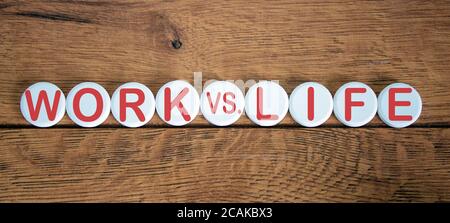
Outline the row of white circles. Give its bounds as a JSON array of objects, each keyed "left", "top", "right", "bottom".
[{"left": 20, "top": 81, "right": 422, "bottom": 128}]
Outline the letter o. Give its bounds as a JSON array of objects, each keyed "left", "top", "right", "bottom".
[{"left": 66, "top": 82, "right": 111, "bottom": 127}]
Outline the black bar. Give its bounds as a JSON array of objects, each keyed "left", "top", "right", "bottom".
[{"left": 0, "top": 203, "right": 448, "bottom": 222}]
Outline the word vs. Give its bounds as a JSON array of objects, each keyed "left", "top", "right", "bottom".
[{"left": 20, "top": 81, "right": 422, "bottom": 128}]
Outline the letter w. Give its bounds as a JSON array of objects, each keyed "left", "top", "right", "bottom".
[{"left": 25, "top": 90, "right": 62, "bottom": 121}]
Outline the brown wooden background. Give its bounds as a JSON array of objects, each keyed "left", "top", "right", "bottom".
[{"left": 0, "top": 0, "right": 449, "bottom": 202}]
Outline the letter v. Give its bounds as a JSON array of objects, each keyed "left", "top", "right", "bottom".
[{"left": 206, "top": 92, "right": 221, "bottom": 114}]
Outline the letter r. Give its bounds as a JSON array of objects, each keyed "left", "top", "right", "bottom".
[{"left": 120, "top": 88, "right": 146, "bottom": 122}]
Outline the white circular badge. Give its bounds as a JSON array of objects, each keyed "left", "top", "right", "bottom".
[
  {"left": 378, "top": 83, "right": 422, "bottom": 128},
  {"left": 200, "top": 81, "right": 245, "bottom": 126},
  {"left": 66, "top": 82, "right": 111, "bottom": 127},
  {"left": 289, "top": 82, "right": 333, "bottom": 127},
  {"left": 20, "top": 82, "right": 66, "bottom": 127},
  {"left": 111, "top": 82, "right": 155, "bottom": 127},
  {"left": 333, "top": 82, "right": 377, "bottom": 127},
  {"left": 155, "top": 80, "right": 199, "bottom": 126},
  {"left": 245, "top": 81, "right": 288, "bottom": 126}
]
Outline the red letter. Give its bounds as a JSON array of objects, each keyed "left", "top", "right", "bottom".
[
  {"left": 164, "top": 87, "right": 191, "bottom": 121},
  {"left": 25, "top": 90, "right": 62, "bottom": 121},
  {"left": 120, "top": 88, "right": 145, "bottom": 122},
  {"left": 256, "top": 87, "right": 278, "bottom": 120},
  {"left": 206, "top": 92, "right": 221, "bottom": 114},
  {"left": 73, "top": 88, "right": 103, "bottom": 122},
  {"left": 345, "top": 88, "right": 366, "bottom": 121},
  {"left": 223, "top": 92, "right": 236, "bottom": 114},
  {"left": 307, "top": 87, "right": 314, "bottom": 121},
  {"left": 389, "top": 88, "right": 413, "bottom": 121}
]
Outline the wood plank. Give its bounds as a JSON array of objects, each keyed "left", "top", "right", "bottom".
[
  {"left": 0, "top": 0, "right": 449, "bottom": 126},
  {"left": 0, "top": 128, "right": 448, "bottom": 202}
]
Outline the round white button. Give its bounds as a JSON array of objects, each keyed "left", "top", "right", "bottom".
[
  {"left": 378, "top": 83, "right": 422, "bottom": 128},
  {"left": 333, "top": 82, "right": 377, "bottom": 127},
  {"left": 66, "top": 82, "right": 111, "bottom": 127},
  {"left": 200, "top": 81, "right": 245, "bottom": 126},
  {"left": 110, "top": 82, "right": 155, "bottom": 128},
  {"left": 245, "top": 81, "right": 288, "bottom": 126},
  {"left": 20, "top": 82, "right": 66, "bottom": 127},
  {"left": 289, "top": 82, "right": 333, "bottom": 127},
  {"left": 155, "top": 80, "right": 199, "bottom": 126}
]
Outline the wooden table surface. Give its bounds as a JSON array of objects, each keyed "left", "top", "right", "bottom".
[{"left": 0, "top": 0, "right": 449, "bottom": 202}]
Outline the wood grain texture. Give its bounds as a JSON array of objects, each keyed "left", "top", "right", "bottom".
[
  {"left": 0, "top": 128, "right": 449, "bottom": 202},
  {"left": 0, "top": 0, "right": 449, "bottom": 126},
  {"left": 0, "top": 0, "right": 449, "bottom": 202}
]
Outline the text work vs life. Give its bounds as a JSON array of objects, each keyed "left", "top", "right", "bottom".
[{"left": 20, "top": 81, "right": 422, "bottom": 128}]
